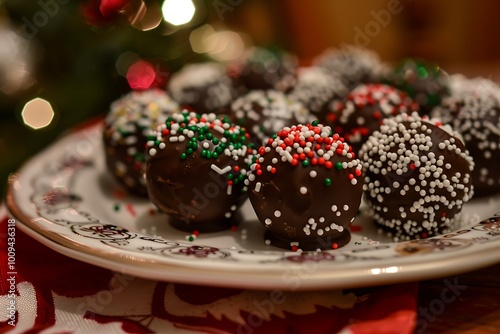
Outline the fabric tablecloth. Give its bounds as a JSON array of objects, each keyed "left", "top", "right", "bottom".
[{"left": 0, "top": 205, "right": 416, "bottom": 333}]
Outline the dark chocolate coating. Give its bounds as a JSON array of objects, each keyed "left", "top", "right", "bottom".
[
  {"left": 103, "top": 125, "right": 149, "bottom": 197},
  {"left": 432, "top": 95, "right": 500, "bottom": 196},
  {"left": 247, "top": 124, "right": 364, "bottom": 251},
  {"left": 168, "top": 62, "right": 237, "bottom": 115},
  {"left": 145, "top": 112, "right": 253, "bottom": 230},
  {"left": 230, "top": 47, "right": 297, "bottom": 93},
  {"left": 327, "top": 83, "right": 419, "bottom": 155},
  {"left": 359, "top": 113, "right": 474, "bottom": 241}
]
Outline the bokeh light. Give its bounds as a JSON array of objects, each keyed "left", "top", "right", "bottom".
[
  {"left": 21, "top": 98, "right": 55, "bottom": 130},
  {"left": 161, "top": 0, "right": 195, "bottom": 26},
  {"left": 130, "top": 1, "right": 162, "bottom": 31},
  {"left": 126, "top": 60, "right": 156, "bottom": 90},
  {"left": 189, "top": 25, "right": 250, "bottom": 62}
]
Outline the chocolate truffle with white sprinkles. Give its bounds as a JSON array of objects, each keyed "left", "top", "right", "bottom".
[
  {"left": 288, "top": 67, "right": 348, "bottom": 123},
  {"left": 229, "top": 47, "right": 298, "bottom": 93},
  {"left": 432, "top": 95, "right": 500, "bottom": 196},
  {"left": 168, "top": 62, "right": 236, "bottom": 114},
  {"left": 327, "top": 83, "right": 419, "bottom": 155},
  {"left": 145, "top": 111, "right": 254, "bottom": 231},
  {"left": 359, "top": 112, "right": 474, "bottom": 241},
  {"left": 103, "top": 89, "right": 180, "bottom": 196},
  {"left": 230, "top": 90, "right": 315, "bottom": 146},
  {"left": 313, "top": 47, "right": 388, "bottom": 89},
  {"left": 247, "top": 122, "right": 364, "bottom": 251}
]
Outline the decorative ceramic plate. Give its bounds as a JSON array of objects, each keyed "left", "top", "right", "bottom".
[{"left": 7, "top": 123, "right": 500, "bottom": 290}]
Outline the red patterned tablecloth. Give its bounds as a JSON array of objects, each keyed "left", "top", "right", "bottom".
[{"left": 0, "top": 206, "right": 416, "bottom": 333}]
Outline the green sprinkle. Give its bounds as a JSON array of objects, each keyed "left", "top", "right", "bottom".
[
  {"left": 324, "top": 178, "right": 332, "bottom": 186},
  {"left": 335, "top": 162, "right": 343, "bottom": 170},
  {"left": 180, "top": 153, "right": 187, "bottom": 160},
  {"left": 206, "top": 133, "right": 213, "bottom": 140},
  {"left": 302, "top": 159, "right": 310, "bottom": 167},
  {"left": 186, "top": 148, "right": 193, "bottom": 155},
  {"left": 212, "top": 152, "right": 219, "bottom": 159},
  {"left": 212, "top": 138, "right": 219, "bottom": 145},
  {"left": 312, "top": 120, "right": 319, "bottom": 126},
  {"left": 227, "top": 173, "right": 234, "bottom": 180},
  {"left": 113, "top": 204, "right": 120, "bottom": 212},
  {"left": 198, "top": 134, "right": 205, "bottom": 141},
  {"left": 188, "top": 236, "right": 194, "bottom": 242}
]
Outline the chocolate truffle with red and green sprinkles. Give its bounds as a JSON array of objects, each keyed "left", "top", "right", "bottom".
[
  {"left": 288, "top": 67, "right": 348, "bottom": 123},
  {"left": 359, "top": 112, "right": 474, "bottom": 241},
  {"left": 431, "top": 95, "right": 500, "bottom": 196},
  {"left": 327, "top": 83, "right": 419, "bottom": 155},
  {"left": 103, "top": 89, "right": 180, "bottom": 196},
  {"left": 230, "top": 90, "right": 315, "bottom": 146},
  {"left": 168, "top": 62, "right": 237, "bottom": 114},
  {"left": 246, "top": 122, "right": 364, "bottom": 251},
  {"left": 145, "top": 111, "right": 254, "bottom": 231}
]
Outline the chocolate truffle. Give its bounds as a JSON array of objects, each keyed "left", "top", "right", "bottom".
[
  {"left": 288, "top": 67, "right": 348, "bottom": 123},
  {"left": 230, "top": 90, "right": 315, "bottom": 146},
  {"left": 229, "top": 47, "right": 297, "bottom": 93},
  {"left": 145, "top": 111, "right": 254, "bottom": 231},
  {"left": 387, "top": 59, "right": 449, "bottom": 115},
  {"left": 168, "top": 62, "right": 236, "bottom": 114},
  {"left": 103, "top": 89, "right": 180, "bottom": 196},
  {"left": 359, "top": 112, "right": 474, "bottom": 241},
  {"left": 313, "top": 46, "right": 387, "bottom": 88},
  {"left": 448, "top": 74, "right": 500, "bottom": 101},
  {"left": 327, "top": 83, "right": 419, "bottom": 155},
  {"left": 247, "top": 123, "right": 364, "bottom": 251},
  {"left": 432, "top": 95, "right": 500, "bottom": 196}
]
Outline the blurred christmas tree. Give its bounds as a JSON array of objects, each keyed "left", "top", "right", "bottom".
[{"left": 0, "top": 0, "right": 218, "bottom": 198}]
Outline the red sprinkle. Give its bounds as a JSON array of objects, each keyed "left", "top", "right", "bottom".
[
  {"left": 126, "top": 203, "right": 136, "bottom": 217},
  {"left": 331, "top": 243, "right": 339, "bottom": 249},
  {"left": 291, "top": 245, "right": 299, "bottom": 252}
]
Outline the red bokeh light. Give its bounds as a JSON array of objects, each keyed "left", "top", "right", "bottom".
[{"left": 126, "top": 60, "right": 156, "bottom": 90}]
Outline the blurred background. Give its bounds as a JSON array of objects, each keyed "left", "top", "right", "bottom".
[{"left": 2, "top": 0, "right": 500, "bottom": 198}]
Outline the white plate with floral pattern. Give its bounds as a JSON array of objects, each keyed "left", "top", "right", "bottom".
[{"left": 7, "top": 123, "right": 500, "bottom": 290}]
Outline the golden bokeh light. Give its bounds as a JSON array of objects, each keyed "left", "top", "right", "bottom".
[{"left": 21, "top": 98, "right": 55, "bottom": 130}]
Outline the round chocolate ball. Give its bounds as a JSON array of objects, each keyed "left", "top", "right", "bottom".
[
  {"left": 247, "top": 123, "right": 364, "bottom": 251},
  {"left": 327, "top": 83, "right": 419, "bottom": 155},
  {"left": 387, "top": 59, "right": 449, "bottom": 115},
  {"left": 103, "top": 89, "right": 180, "bottom": 196},
  {"left": 230, "top": 89, "right": 315, "bottom": 146},
  {"left": 448, "top": 74, "right": 500, "bottom": 101},
  {"left": 313, "top": 47, "right": 388, "bottom": 89},
  {"left": 168, "top": 62, "right": 237, "bottom": 114},
  {"left": 288, "top": 67, "right": 348, "bottom": 123},
  {"left": 145, "top": 111, "right": 254, "bottom": 231},
  {"left": 359, "top": 112, "right": 474, "bottom": 241},
  {"left": 229, "top": 47, "right": 297, "bottom": 93},
  {"left": 432, "top": 95, "right": 500, "bottom": 196}
]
